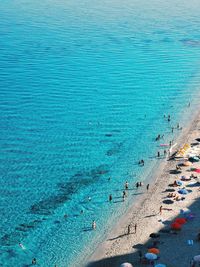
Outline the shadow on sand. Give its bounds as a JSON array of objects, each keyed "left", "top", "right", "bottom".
[{"left": 86, "top": 196, "right": 200, "bottom": 267}]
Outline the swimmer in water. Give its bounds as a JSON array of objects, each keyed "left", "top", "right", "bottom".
[{"left": 19, "top": 243, "right": 26, "bottom": 250}]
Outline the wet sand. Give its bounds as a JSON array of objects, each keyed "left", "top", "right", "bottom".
[{"left": 87, "top": 108, "right": 200, "bottom": 267}]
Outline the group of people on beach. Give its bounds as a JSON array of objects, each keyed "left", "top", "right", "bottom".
[{"left": 30, "top": 111, "right": 190, "bottom": 266}]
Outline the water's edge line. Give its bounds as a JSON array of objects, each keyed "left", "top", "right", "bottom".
[{"left": 85, "top": 103, "right": 200, "bottom": 266}]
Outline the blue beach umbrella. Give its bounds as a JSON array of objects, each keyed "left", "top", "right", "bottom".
[
  {"left": 155, "top": 264, "right": 167, "bottom": 267},
  {"left": 176, "top": 180, "right": 183, "bottom": 186},
  {"left": 178, "top": 188, "right": 188, "bottom": 194},
  {"left": 145, "top": 253, "right": 157, "bottom": 260}
]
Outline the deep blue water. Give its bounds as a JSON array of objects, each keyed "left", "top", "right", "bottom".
[{"left": 0, "top": 0, "right": 200, "bottom": 266}]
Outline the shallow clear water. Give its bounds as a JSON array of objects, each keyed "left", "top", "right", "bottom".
[{"left": 0, "top": 0, "right": 200, "bottom": 266}]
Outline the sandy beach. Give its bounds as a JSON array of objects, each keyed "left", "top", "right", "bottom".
[{"left": 87, "top": 108, "right": 200, "bottom": 267}]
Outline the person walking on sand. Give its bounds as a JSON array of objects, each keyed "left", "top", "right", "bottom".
[
  {"left": 134, "top": 223, "right": 137, "bottom": 233},
  {"left": 127, "top": 224, "right": 131, "bottom": 235},
  {"left": 125, "top": 181, "right": 129, "bottom": 190},
  {"left": 146, "top": 184, "right": 149, "bottom": 191},
  {"left": 159, "top": 205, "right": 163, "bottom": 215},
  {"left": 92, "top": 220, "right": 96, "bottom": 230},
  {"left": 109, "top": 194, "right": 112, "bottom": 202}
]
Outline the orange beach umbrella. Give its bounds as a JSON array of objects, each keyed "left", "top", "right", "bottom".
[{"left": 148, "top": 248, "right": 160, "bottom": 254}]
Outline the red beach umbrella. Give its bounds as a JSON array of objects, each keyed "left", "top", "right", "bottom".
[
  {"left": 171, "top": 222, "right": 182, "bottom": 230},
  {"left": 148, "top": 248, "right": 160, "bottom": 254},
  {"left": 195, "top": 169, "right": 200, "bottom": 173},
  {"left": 175, "top": 218, "right": 187, "bottom": 225}
]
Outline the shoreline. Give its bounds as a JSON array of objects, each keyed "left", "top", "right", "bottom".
[{"left": 86, "top": 105, "right": 200, "bottom": 267}]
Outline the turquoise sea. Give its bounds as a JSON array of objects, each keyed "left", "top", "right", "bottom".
[{"left": 1, "top": 0, "right": 200, "bottom": 266}]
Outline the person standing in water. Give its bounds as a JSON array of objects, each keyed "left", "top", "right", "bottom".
[
  {"left": 32, "top": 258, "right": 37, "bottom": 265},
  {"left": 125, "top": 181, "right": 129, "bottom": 190},
  {"left": 122, "top": 190, "right": 126, "bottom": 201},
  {"left": 92, "top": 220, "right": 96, "bottom": 230},
  {"left": 109, "top": 194, "right": 112, "bottom": 202}
]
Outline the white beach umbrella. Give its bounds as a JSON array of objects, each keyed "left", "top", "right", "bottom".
[
  {"left": 120, "top": 263, "right": 133, "bottom": 267},
  {"left": 194, "top": 255, "right": 200, "bottom": 262},
  {"left": 145, "top": 253, "right": 157, "bottom": 260}
]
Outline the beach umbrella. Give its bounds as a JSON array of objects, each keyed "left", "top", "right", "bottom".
[
  {"left": 171, "top": 222, "right": 182, "bottom": 230},
  {"left": 176, "top": 180, "right": 183, "bottom": 186},
  {"left": 148, "top": 248, "right": 160, "bottom": 254},
  {"left": 145, "top": 253, "right": 157, "bottom": 260},
  {"left": 183, "top": 161, "right": 192, "bottom": 166},
  {"left": 178, "top": 189, "right": 188, "bottom": 194},
  {"left": 120, "top": 263, "right": 133, "bottom": 267},
  {"left": 194, "top": 255, "right": 200, "bottom": 262},
  {"left": 155, "top": 264, "right": 166, "bottom": 267},
  {"left": 175, "top": 218, "right": 187, "bottom": 224}
]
